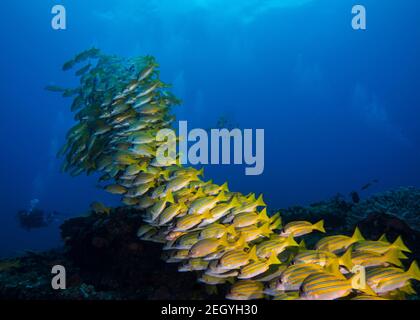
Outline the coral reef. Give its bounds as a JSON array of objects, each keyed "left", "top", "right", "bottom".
[{"left": 346, "top": 187, "right": 420, "bottom": 232}]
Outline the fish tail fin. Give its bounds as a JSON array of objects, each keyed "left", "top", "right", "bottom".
[
  {"left": 256, "top": 194, "right": 266, "bottom": 207},
  {"left": 313, "top": 220, "right": 326, "bottom": 233},
  {"left": 350, "top": 227, "right": 365, "bottom": 244},
  {"left": 248, "top": 246, "right": 259, "bottom": 262},
  {"left": 339, "top": 248, "right": 354, "bottom": 271},
  {"left": 383, "top": 249, "right": 403, "bottom": 267},
  {"left": 197, "top": 168, "right": 205, "bottom": 177},
  {"left": 406, "top": 261, "right": 420, "bottom": 281},
  {"left": 267, "top": 253, "right": 281, "bottom": 265},
  {"left": 378, "top": 233, "right": 389, "bottom": 243},
  {"left": 392, "top": 236, "right": 411, "bottom": 253},
  {"left": 258, "top": 208, "right": 270, "bottom": 223},
  {"left": 259, "top": 223, "right": 273, "bottom": 237}
]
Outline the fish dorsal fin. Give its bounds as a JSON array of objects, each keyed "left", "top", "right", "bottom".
[
  {"left": 392, "top": 236, "right": 411, "bottom": 253},
  {"left": 221, "top": 182, "right": 229, "bottom": 192},
  {"left": 313, "top": 220, "right": 326, "bottom": 233},
  {"left": 351, "top": 227, "right": 365, "bottom": 243},
  {"left": 339, "top": 248, "right": 354, "bottom": 271},
  {"left": 258, "top": 208, "right": 270, "bottom": 222},
  {"left": 255, "top": 194, "right": 266, "bottom": 207},
  {"left": 378, "top": 234, "right": 389, "bottom": 243}
]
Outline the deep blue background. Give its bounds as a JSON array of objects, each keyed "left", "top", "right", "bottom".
[{"left": 0, "top": 0, "right": 419, "bottom": 257}]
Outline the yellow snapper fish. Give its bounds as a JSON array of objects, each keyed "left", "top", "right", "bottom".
[
  {"left": 202, "top": 182, "right": 229, "bottom": 195},
  {"left": 122, "top": 197, "right": 139, "bottom": 206},
  {"left": 166, "top": 231, "right": 201, "bottom": 250},
  {"left": 206, "top": 269, "right": 239, "bottom": 279},
  {"left": 199, "top": 224, "right": 236, "bottom": 240},
  {"left": 349, "top": 248, "right": 404, "bottom": 268},
  {"left": 129, "top": 144, "right": 156, "bottom": 158},
  {"left": 145, "top": 192, "right": 174, "bottom": 223},
  {"left": 137, "top": 225, "right": 156, "bottom": 238},
  {"left": 217, "top": 246, "right": 259, "bottom": 271},
  {"left": 165, "top": 230, "right": 186, "bottom": 241},
  {"left": 131, "top": 173, "right": 156, "bottom": 186},
  {"left": 165, "top": 173, "right": 201, "bottom": 193},
  {"left": 197, "top": 196, "right": 240, "bottom": 227},
  {"left": 199, "top": 274, "right": 234, "bottom": 285},
  {"left": 256, "top": 234, "right": 299, "bottom": 259},
  {"left": 90, "top": 201, "right": 111, "bottom": 215},
  {"left": 178, "top": 258, "right": 209, "bottom": 272},
  {"left": 233, "top": 208, "right": 270, "bottom": 228},
  {"left": 188, "top": 191, "right": 228, "bottom": 215},
  {"left": 104, "top": 184, "right": 127, "bottom": 195},
  {"left": 136, "top": 196, "right": 155, "bottom": 210},
  {"left": 366, "top": 261, "right": 420, "bottom": 294},
  {"left": 299, "top": 269, "right": 376, "bottom": 300},
  {"left": 226, "top": 280, "right": 265, "bottom": 300},
  {"left": 315, "top": 227, "right": 365, "bottom": 254},
  {"left": 231, "top": 194, "right": 266, "bottom": 215},
  {"left": 125, "top": 162, "right": 148, "bottom": 176},
  {"left": 293, "top": 249, "right": 353, "bottom": 271},
  {"left": 189, "top": 235, "right": 243, "bottom": 258},
  {"left": 353, "top": 235, "right": 411, "bottom": 255},
  {"left": 253, "top": 264, "right": 288, "bottom": 283},
  {"left": 238, "top": 254, "right": 282, "bottom": 279},
  {"left": 172, "top": 211, "right": 214, "bottom": 232},
  {"left": 272, "top": 292, "right": 300, "bottom": 300},
  {"left": 280, "top": 220, "right": 325, "bottom": 238},
  {"left": 275, "top": 263, "right": 325, "bottom": 291},
  {"left": 157, "top": 201, "right": 188, "bottom": 226},
  {"left": 237, "top": 223, "right": 274, "bottom": 242},
  {"left": 165, "top": 249, "right": 190, "bottom": 263},
  {"left": 125, "top": 181, "right": 155, "bottom": 198}
]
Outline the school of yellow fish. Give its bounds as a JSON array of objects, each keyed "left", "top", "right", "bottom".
[{"left": 50, "top": 48, "right": 420, "bottom": 300}]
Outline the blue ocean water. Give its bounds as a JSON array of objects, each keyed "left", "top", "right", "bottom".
[{"left": 0, "top": 0, "right": 419, "bottom": 258}]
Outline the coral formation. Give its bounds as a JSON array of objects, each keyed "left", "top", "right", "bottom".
[{"left": 347, "top": 187, "right": 420, "bottom": 232}]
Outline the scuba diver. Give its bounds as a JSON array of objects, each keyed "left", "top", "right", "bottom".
[{"left": 17, "top": 199, "right": 61, "bottom": 231}]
